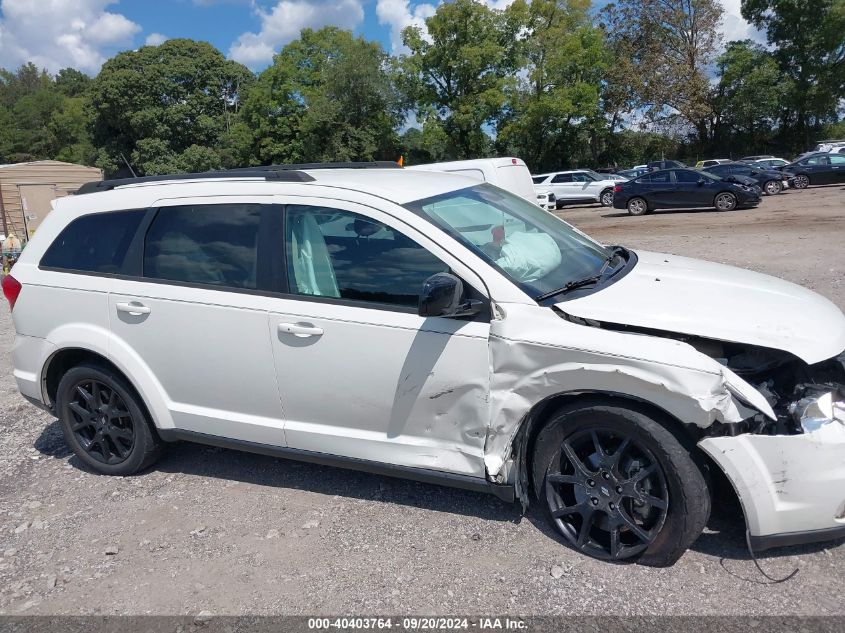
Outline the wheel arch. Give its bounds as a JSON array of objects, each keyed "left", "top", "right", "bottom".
[
  {"left": 41, "top": 346, "right": 172, "bottom": 432},
  {"left": 509, "top": 390, "right": 707, "bottom": 507}
]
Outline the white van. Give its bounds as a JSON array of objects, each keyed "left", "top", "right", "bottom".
[{"left": 409, "top": 157, "right": 552, "bottom": 208}]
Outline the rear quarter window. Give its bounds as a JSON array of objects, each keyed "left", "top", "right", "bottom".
[{"left": 40, "top": 209, "right": 145, "bottom": 274}]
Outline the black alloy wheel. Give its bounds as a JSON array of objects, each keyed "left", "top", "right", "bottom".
[
  {"left": 57, "top": 363, "right": 163, "bottom": 475},
  {"left": 544, "top": 428, "right": 669, "bottom": 561},
  {"left": 65, "top": 379, "right": 136, "bottom": 465}
]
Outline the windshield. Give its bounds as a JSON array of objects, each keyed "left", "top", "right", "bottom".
[{"left": 405, "top": 184, "right": 614, "bottom": 299}]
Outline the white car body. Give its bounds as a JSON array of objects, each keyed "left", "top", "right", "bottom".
[
  {"left": 535, "top": 189, "right": 556, "bottom": 211},
  {"left": 408, "top": 157, "right": 539, "bottom": 205},
  {"left": 6, "top": 166, "right": 845, "bottom": 559},
  {"left": 531, "top": 170, "right": 619, "bottom": 206}
]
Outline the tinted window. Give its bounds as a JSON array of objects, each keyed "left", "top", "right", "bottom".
[
  {"left": 551, "top": 174, "right": 572, "bottom": 183},
  {"left": 532, "top": 176, "right": 547, "bottom": 184},
  {"left": 706, "top": 165, "right": 730, "bottom": 175},
  {"left": 805, "top": 155, "right": 830, "bottom": 166},
  {"left": 732, "top": 165, "right": 754, "bottom": 176},
  {"left": 648, "top": 171, "right": 671, "bottom": 183},
  {"left": 571, "top": 173, "right": 591, "bottom": 182},
  {"left": 144, "top": 204, "right": 263, "bottom": 289},
  {"left": 830, "top": 155, "right": 845, "bottom": 165},
  {"left": 673, "top": 170, "right": 701, "bottom": 183},
  {"left": 40, "top": 209, "right": 144, "bottom": 274},
  {"left": 285, "top": 206, "right": 447, "bottom": 308}
]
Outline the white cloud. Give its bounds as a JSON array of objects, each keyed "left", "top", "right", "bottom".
[
  {"left": 0, "top": 0, "right": 141, "bottom": 74},
  {"left": 229, "top": 0, "right": 365, "bottom": 68},
  {"left": 376, "top": 0, "right": 437, "bottom": 55},
  {"left": 376, "top": 1, "right": 517, "bottom": 55},
  {"left": 144, "top": 33, "right": 168, "bottom": 47},
  {"left": 718, "top": 0, "right": 766, "bottom": 45}
]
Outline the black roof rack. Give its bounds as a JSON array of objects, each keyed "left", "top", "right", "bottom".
[{"left": 75, "top": 161, "right": 402, "bottom": 195}]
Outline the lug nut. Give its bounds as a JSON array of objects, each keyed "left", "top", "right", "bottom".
[
  {"left": 602, "top": 471, "right": 611, "bottom": 480},
  {"left": 609, "top": 502, "right": 616, "bottom": 511},
  {"left": 616, "top": 486, "right": 623, "bottom": 494},
  {"left": 587, "top": 479, "right": 595, "bottom": 487},
  {"left": 591, "top": 497, "right": 599, "bottom": 506}
]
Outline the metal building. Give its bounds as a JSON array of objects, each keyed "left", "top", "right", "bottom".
[{"left": 0, "top": 160, "right": 103, "bottom": 240}]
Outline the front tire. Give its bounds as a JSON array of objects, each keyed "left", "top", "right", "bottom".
[
  {"left": 627, "top": 197, "right": 648, "bottom": 216},
  {"left": 600, "top": 188, "right": 614, "bottom": 207},
  {"left": 763, "top": 180, "right": 782, "bottom": 195},
  {"left": 793, "top": 174, "right": 810, "bottom": 189},
  {"left": 57, "top": 364, "right": 162, "bottom": 475},
  {"left": 532, "top": 400, "right": 710, "bottom": 566},
  {"left": 714, "top": 192, "right": 737, "bottom": 211}
]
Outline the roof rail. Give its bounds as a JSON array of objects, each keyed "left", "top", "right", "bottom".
[
  {"left": 227, "top": 161, "right": 402, "bottom": 172},
  {"left": 75, "top": 161, "right": 401, "bottom": 195}
]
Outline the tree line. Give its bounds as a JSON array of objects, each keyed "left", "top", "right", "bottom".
[{"left": 0, "top": 0, "right": 842, "bottom": 177}]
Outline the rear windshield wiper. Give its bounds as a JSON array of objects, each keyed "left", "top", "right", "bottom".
[{"left": 535, "top": 246, "right": 627, "bottom": 302}]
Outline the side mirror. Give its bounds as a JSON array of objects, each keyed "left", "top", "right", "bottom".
[
  {"left": 418, "top": 272, "right": 482, "bottom": 318},
  {"left": 697, "top": 178, "right": 706, "bottom": 186}
]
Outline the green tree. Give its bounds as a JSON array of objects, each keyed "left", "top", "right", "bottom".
[
  {"left": 600, "top": 0, "right": 723, "bottom": 144},
  {"left": 87, "top": 39, "right": 255, "bottom": 176},
  {"left": 400, "top": 0, "right": 521, "bottom": 159},
  {"left": 241, "top": 27, "right": 402, "bottom": 165},
  {"left": 496, "top": 0, "right": 608, "bottom": 171},
  {"left": 741, "top": 0, "right": 845, "bottom": 150},
  {"left": 710, "top": 41, "right": 786, "bottom": 154}
]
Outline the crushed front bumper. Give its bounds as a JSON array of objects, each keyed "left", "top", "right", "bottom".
[{"left": 699, "top": 393, "right": 845, "bottom": 551}]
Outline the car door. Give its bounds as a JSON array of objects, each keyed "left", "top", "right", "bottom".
[
  {"left": 664, "top": 169, "right": 703, "bottom": 207},
  {"left": 548, "top": 173, "right": 575, "bottom": 200},
  {"left": 804, "top": 155, "right": 833, "bottom": 184},
  {"left": 108, "top": 197, "right": 287, "bottom": 445},
  {"left": 828, "top": 154, "right": 845, "bottom": 182},
  {"left": 570, "top": 172, "right": 594, "bottom": 199},
  {"left": 267, "top": 198, "right": 491, "bottom": 477},
  {"left": 640, "top": 170, "right": 673, "bottom": 208}
]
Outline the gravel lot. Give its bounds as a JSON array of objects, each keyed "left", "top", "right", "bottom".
[{"left": 1, "top": 184, "right": 843, "bottom": 616}]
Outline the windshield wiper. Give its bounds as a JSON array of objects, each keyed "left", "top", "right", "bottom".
[{"left": 534, "top": 246, "right": 628, "bottom": 302}]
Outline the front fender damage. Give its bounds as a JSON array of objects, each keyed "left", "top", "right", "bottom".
[{"left": 484, "top": 307, "right": 769, "bottom": 505}]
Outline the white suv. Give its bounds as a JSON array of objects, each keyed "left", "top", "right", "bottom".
[
  {"left": 532, "top": 170, "right": 620, "bottom": 208},
  {"left": 5, "top": 163, "right": 845, "bottom": 566}
]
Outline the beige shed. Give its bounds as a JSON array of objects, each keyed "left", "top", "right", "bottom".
[{"left": 0, "top": 161, "right": 103, "bottom": 240}]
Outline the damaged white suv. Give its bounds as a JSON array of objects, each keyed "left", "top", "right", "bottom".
[{"left": 6, "top": 163, "right": 845, "bottom": 566}]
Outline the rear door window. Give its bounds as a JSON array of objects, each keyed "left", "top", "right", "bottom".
[
  {"left": 143, "top": 203, "right": 268, "bottom": 290},
  {"left": 40, "top": 209, "right": 145, "bottom": 274},
  {"left": 551, "top": 174, "right": 572, "bottom": 183}
]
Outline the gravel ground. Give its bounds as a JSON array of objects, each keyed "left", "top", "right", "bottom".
[{"left": 0, "top": 184, "right": 843, "bottom": 616}]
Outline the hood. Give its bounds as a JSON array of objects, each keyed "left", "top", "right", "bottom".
[{"left": 558, "top": 250, "right": 845, "bottom": 365}]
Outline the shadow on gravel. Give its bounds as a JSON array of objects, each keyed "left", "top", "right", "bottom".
[{"left": 33, "top": 418, "right": 844, "bottom": 563}]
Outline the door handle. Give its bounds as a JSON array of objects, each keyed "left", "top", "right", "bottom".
[
  {"left": 277, "top": 322, "right": 324, "bottom": 337},
  {"left": 115, "top": 302, "right": 151, "bottom": 316}
]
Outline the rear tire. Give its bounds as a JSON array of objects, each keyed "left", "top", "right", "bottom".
[
  {"left": 600, "top": 188, "right": 614, "bottom": 207},
  {"left": 763, "top": 180, "right": 782, "bottom": 195},
  {"left": 57, "top": 364, "right": 163, "bottom": 475},
  {"left": 627, "top": 197, "right": 648, "bottom": 216},
  {"left": 532, "top": 400, "right": 710, "bottom": 566}
]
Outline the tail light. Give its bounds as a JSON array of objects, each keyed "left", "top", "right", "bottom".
[
  {"left": 2, "top": 275, "right": 22, "bottom": 310},
  {"left": 614, "top": 185, "right": 622, "bottom": 192}
]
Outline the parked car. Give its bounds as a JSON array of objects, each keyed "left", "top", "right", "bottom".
[
  {"left": 532, "top": 170, "right": 619, "bottom": 207},
  {"left": 703, "top": 161, "right": 791, "bottom": 195},
  {"left": 739, "top": 155, "right": 775, "bottom": 162},
  {"left": 749, "top": 157, "right": 791, "bottom": 169},
  {"left": 617, "top": 167, "right": 649, "bottom": 180},
  {"left": 647, "top": 160, "right": 685, "bottom": 170},
  {"left": 781, "top": 152, "right": 845, "bottom": 188},
  {"left": 6, "top": 163, "right": 844, "bottom": 567},
  {"left": 694, "top": 159, "right": 731, "bottom": 168},
  {"left": 613, "top": 168, "right": 762, "bottom": 215},
  {"left": 813, "top": 140, "right": 845, "bottom": 153}
]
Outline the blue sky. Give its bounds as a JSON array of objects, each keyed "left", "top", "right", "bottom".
[{"left": 0, "top": 0, "right": 760, "bottom": 75}]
